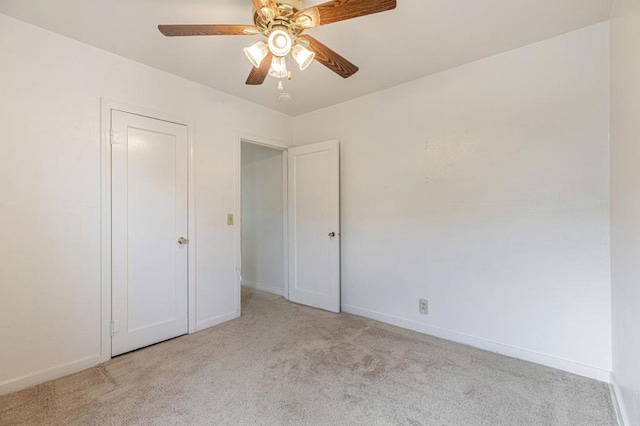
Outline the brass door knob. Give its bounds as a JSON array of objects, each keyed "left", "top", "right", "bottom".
[{"left": 178, "top": 237, "right": 188, "bottom": 245}]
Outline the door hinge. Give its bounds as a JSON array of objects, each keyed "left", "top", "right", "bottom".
[
  {"left": 110, "top": 320, "right": 120, "bottom": 336},
  {"left": 109, "top": 129, "right": 121, "bottom": 145}
]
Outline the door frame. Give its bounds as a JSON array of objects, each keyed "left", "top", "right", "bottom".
[
  {"left": 100, "top": 98, "right": 196, "bottom": 362},
  {"left": 235, "top": 132, "right": 289, "bottom": 315}
]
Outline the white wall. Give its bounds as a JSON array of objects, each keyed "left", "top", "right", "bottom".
[
  {"left": 610, "top": 0, "right": 640, "bottom": 423},
  {"left": 293, "top": 23, "right": 612, "bottom": 381},
  {"left": 0, "top": 10, "right": 615, "bottom": 396},
  {"left": 241, "top": 142, "right": 285, "bottom": 296},
  {"left": 0, "top": 13, "right": 291, "bottom": 394}
]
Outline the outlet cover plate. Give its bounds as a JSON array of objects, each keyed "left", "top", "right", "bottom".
[{"left": 419, "top": 298, "right": 428, "bottom": 315}]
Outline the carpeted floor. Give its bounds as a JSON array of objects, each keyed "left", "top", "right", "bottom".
[{"left": 1, "top": 288, "right": 615, "bottom": 425}]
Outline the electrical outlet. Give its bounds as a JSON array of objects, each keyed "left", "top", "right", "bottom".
[{"left": 419, "top": 298, "right": 429, "bottom": 315}]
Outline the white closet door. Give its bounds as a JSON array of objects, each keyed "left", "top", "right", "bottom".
[
  {"left": 288, "top": 140, "right": 340, "bottom": 313},
  {"left": 111, "top": 110, "right": 188, "bottom": 356}
]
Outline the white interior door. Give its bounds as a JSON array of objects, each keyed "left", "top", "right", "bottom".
[
  {"left": 111, "top": 110, "right": 188, "bottom": 356},
  {"left": 288, "top": 140, "right": 340, "bottom": 313}
]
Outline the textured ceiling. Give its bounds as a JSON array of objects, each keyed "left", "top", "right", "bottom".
[{"left": 0, "top": 0, "right": 612, "bottom": 116}]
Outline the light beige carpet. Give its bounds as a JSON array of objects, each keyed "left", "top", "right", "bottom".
[{"left": 1, "top": 288, "right": 615, "bottom": 425}]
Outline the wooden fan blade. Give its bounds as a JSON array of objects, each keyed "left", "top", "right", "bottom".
[
  {"left": 299, "top": 35, "right": 359, "bottom": 78},
  {"left": 295, "top": 0, "right": 396, "bottom": 28},
  {"left": 246, "top": 52, "right": 274, "bottom": 85},
  {"left": 158, "top": 25, "right": 258, "bottom": 36}
]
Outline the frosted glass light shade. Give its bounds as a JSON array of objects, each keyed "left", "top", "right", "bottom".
[
  {"left": 291, "top": 44, "right": 315, "bottom": 71},
  {"left": 268, "top": 56, "right": 288, "bottom": 78},
  {"left": 244, "top": 41, "right": 269, "bottom": 68},
  {"left": 268, "top": 29, "right": 292, "bottom": 57}
]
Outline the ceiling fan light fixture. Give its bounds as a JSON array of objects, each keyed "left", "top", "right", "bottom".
[
  {"left": 268, "top": 27, "right": 292, "bottom": 57},
  {"left": 159, "top": 0, "right": 393, "bottom": 85},
  {"left": 244, "top": 41, "right": 269, "bottom": 68},
  {"left": 268, "top": 55, "right": 288, "bottom": 78},
  {"left": 291, "top": 43, "right": 315, "bottom": 71}
]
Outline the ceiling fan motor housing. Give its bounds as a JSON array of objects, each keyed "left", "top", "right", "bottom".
[
  {"left": 253, "top": 0, "right": 305, "bottom": 22},
  {"left": 274, "top": 0, "right": 305, "bottom": 13}
]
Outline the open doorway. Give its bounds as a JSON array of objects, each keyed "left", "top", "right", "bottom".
[
  {"left": 239, "top": 140, "right": 288, "bottom": 311},
  {"left": 237, "top": 137, "right": 341, "bottom": 315}
]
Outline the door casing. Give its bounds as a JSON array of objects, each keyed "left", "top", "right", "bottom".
[{"left": 100, "top": 99, "right": 196, "bottom": 363}]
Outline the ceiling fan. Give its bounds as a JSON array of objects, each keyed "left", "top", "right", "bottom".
[{"left": 158, "top": 0, "right": 397, "bottom": 86}]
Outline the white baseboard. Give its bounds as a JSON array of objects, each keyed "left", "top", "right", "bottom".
[
  {"left": 196, "top": 311, "right": 239, "bottom": 332},
  {"left": 0, "top": 354, "right": 102, "bottom": 396},
  {"left": 610, "top": 379, "right": 627, "bottom": 426},
  {"left": 241, "top": 280, "right": 284, "bottom": 297},
  {"left": 1, "top": 311, "right": 239, "bottom": 397},
  {"left": 342, "top": 304, "right": 611, "bottom": 383}
]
